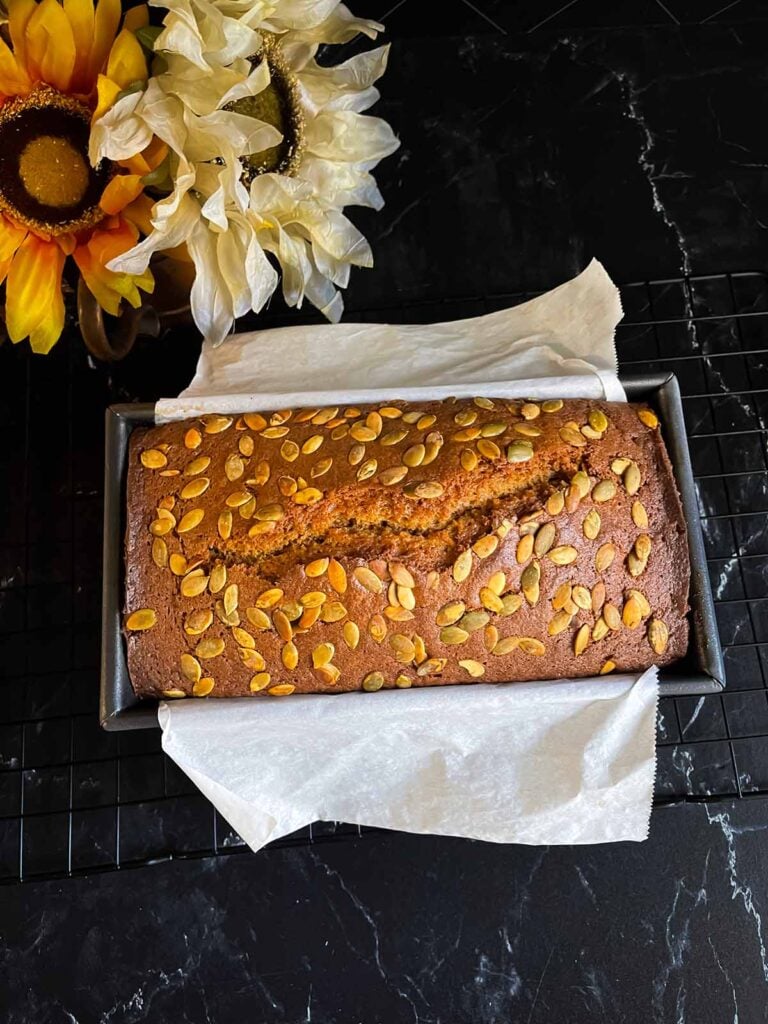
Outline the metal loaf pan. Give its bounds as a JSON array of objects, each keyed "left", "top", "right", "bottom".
[{"left": 100, "top": 373, "right": 725, "bottom": 730}]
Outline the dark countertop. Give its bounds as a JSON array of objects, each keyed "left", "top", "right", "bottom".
[{"left": 3, "top": 1, "right": 768, "bottom": 1021}]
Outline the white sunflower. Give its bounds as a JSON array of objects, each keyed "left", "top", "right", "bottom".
[{"left": 95, "top": 0, "right": 399, "bottom": 344}]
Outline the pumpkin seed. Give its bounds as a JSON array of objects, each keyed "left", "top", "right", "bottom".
[
  {"left": 273, "top": 609, "right": 293, "bottom": 642},
  {"left": 326, "top": 558, "right": 346, "bottom": 594},
  {"left": 162, "top": 689, "right": 186, "bottom": 699},
  {"left": 541, "top": 399, "right": 563, "bottom": 412},
  {"left": 405, "top": 480, "right": 444, "bottom": 499},
  {"left": 320, "top": 601, "right": 348, "bottom": 623},
  {"left": 648, "top": 617, "right": 669, "bottom": 655},
  {"left": 223, "top": 584, "right": 238, "bottom": 617},
  {"left": 279, "top": 642, "right": 297, "bottom": 671},
  {"left": 595, "top": 543, "right": 616, "bottom": 572},
  {"left": 493, "top": 636, "right": 520, "bottom": 656},
  {"left": 635, "top": 534, "right": 652, "bottom": 561},
  {"left": 350, "top": 424, "right": 377, "bottom": 443},
  {"left": 548, "top": 610, "right": 573, "bottom": 636},
  {"left": 343, "top": 621, "right": 360, "bottom": 650},
  {"left": 581, "top": 425, "right": 602, "bottom": 440},
  {"left": 600, "top": 660, "right": 616, "bottom": 675},
  {"left": 196, "top": 637, "right": 225, "bottom": 659},
  {"left": 487, "top": 571, "right": 506, "bottom": 596},
  {"left": 141, "top": 448, "right": 167, "bottom": 470},
  {"left": 534, "top": 522, "right": 557, "bottom": 556},
  {"left": 546, "top": 491, "right": 565, "bottom": 516},
  {"left": 622, "top": 595, "right": 643, "bottom": 629},
  {"left": 180, "top": 574, "right": 209, "bottom": 598},
  {"left": 500, "top": 593, "right": 523, "bottom": 616},
  {"left": 474, "top": 397, "right": 496, "bottom": 411},
  {"left": 436, "top": 600, "right": 465, "bottom": 626},
  {"left": 628, "top": 589, "right": 651, "bottom": 617},
  {"left": 180, "top": 653, "right": 201, "bottom": 683},
  {"left": 459, "top": 660, "right": 486, "bottom": 678},
  {"left": 591, "top": 582, "right": 606, "bottom": 613},
  {"left": 361, "top": 671, "right": 385, "bottom": 692},
  {"left": 572, "top": 585, "right": 592, "bottom": 610},
  {"left": 185, "top": 609, "right": 213, "bottom": 635},
  {"left": 413, "top": 635, "right": 428, "bottom": 663},
  {"left": 516, "top": 533, "right": 534, "bottom": 564},
  {"left": 245, "top": 607, "right": 271, "bottom": 631},
  {"left": 480, "top": 587, "right": 505, "bottom": 614},
  {"left": 202, "top": 415, "right": 233, "bottom": 434},
  {"left": 624, "top": 461, "right": 641, "bottom": 495},
  {"left": 248, "top": 522, "right": 276, "bottom": 537},
  {"left": 453, "top": 549, "right": 473, "bottom": 583},
  {"left": 592, "top": 617, "right": 609, "bottom": 641},
  {"left": 184, "top": 428, "right": 202, "bottom": 449},
  {"left": 611, "top": 458, "right": 631, "bottom": 475},
  {"left": 521, "top": 402, "right": 540, "bottom": 420},
  {"left": 477, "top": 439, "right": 501, "bottom": 460},
  {"left": 394, "top": 674, "right": 413, "bottom": 688},
  {"left": 151, "top": 538, "right": 168, "bottom": 569},
  {"left": 460, "top": 447, "right": 479, "bottom": 472},
  {"left": 565, "top": 485, "right": 581, "bottom": 514},
  {"left": 279, "top": 440, "right": 299, "bottom": 463},
  {"left": 484, "top": 625, "right": 499, "bottom": 652},
  {"left": 592, "top": 480, "right": 617, "bottom": 503},
  {"left": 191, "top": 677, "right": 214, "bottom": 697},
  {"left": 126, "top": 608, "right": 157, "bottom": 631},
  {"left": 460, "top": 610, "right": 490, "bottom": 633},
  {"left": 268, "top": 683, "right": 296, "bottom": 696},
  {"left": 455, "top": 409, "right": 477, "bottom": 427},
  {"left": 225, "top": 491, "right": 252, "bottom": 509},
  {"left": 574, "top": 624, "right": 590, "bottom": 656},
  {"left": 250, "top": 461, "right": 271, "bottom": 486},
  {"left": 470, "top": 535, "right": 497, "bottom": 560},
  {"left": 438, "top": 625, "right": 467, "bottom": 646},
  {"left": 390, "top": 635, "right": 416, "bottom": 663},
  {"left": 552, "top": 583, "right": 572, "bottom": 610},
  {"left": 281, "top": 599, "right": 303, "bottom": 623},
  {"left": 294, "top": 487, "right": 323, "bottom": 505},
  {"left": 385, "top": 606, "right": 415, "bottom": 622},
  {"left": 631, "top": 501, "right": 649, "bottom": 528},
  {"left": 603, "top": 603, "right": 621, "bottom": 631},
  {"left": 638, "top": 408, "right": 659, "bottom": 429},
  {"left": 548, "top": 545, "right": 578, "bottom": 565},
  {"left": 303, "top": 558, "right": 328, "bottom": 579},
  {"left": 241, "top": 413, "right": 265, "bottom": 432},
  {"left": 583, "top": 509, "right": 601, "bottom": 540},
  {"left": 519, "top": 637, "right": 546, "bottom": 655},
  {"left": 231, "top": 626, "right": 255, "bottom": 649},
  {"left": 521, "top": 561, "right": 541, "bottom": 606},
  {"left": 627, "top": 552, "right": 646, "bottom": 578},
  {"left": 507, "top": 441, "right": 534, "bottom": 463},
  {"left": 356, "top": 458, "right": 378, "bottom": 482},
  {"left": 559, "top": 426, "right": 587, "bottom": 447},
  {"left": 255, "top": 503, "right": 284, "bottom": 521},
  {"left": 249, "top": 673, "right": 271, "bottom": 692},
  {"left": 209, "top": 564, "right": 227, "bottom": 594},
  {"left": 589, "top": 409, "right": 608, "bottom": 433},
  {"left": 513, "top": 423, "right": 541, "bottom": 438}
]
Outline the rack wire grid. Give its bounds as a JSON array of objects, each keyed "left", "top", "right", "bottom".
[{"left": 1, "top": 269, "right": 767, "bottom": 883}]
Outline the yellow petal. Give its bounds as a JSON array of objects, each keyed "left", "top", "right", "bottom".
[
  {"left": 121, "top": 192, "right": 154, "bottom": 234},
  {"left": 0, "top": 33, "right": 30, "bottom": 95},
  {"left": 122, "top": 4, "right": 148, "bottom": 31},
  {"left": 63, "top": 0, "right": 95, "bottom": 93},
  {"left": 99, "top": 173, "right": 144, "bottom": 215},
  {"left": 8, "top": 0, "right": 37, "bottom": 77},
  {"left": 92, "top": 72, "right": 121, "bottom": 121},
  {"left": 73, "top": 217, "right": 152, "bottom": 317},
  {"left": 25, "top": 0, "right": 77, "bottom": 92},
  {"left": 6, "top": 233, "right": 65, "bottom": 351},
  {"left": 119, "top": 136, "right": 167, "bottom": 176},
  {"left": 106, "top": 27, "right": 147, "bottom": 89},
  {"left": 87, "top": 0, "right": 121, "bottom": 85},
  {"left": 0, "top": 214, "right": 27, "bottom": 263}
]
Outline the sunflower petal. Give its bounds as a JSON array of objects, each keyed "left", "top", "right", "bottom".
[
  {"left": 8, "top": 0, "right": 37, "bottom": 77},
  {"left": 63, "top": 0, "right": 95, "bottom": 92},
  {"left": 92, "top": 72, "right": 122, "bottom": 122},
  {"left": 6, "top": 233, "right": 65, "bottom": 351},
  {"left": 0, "top": 32, "right": 30, "bottom": 95},
  {"left": 87, "top": 0, "right": 121, "bottom": 86},
  {"left": 123, "top": 4, "right": 148, "bottom": 31},
  {"left": 99, "top": 173, "right": 144, "bottom": 215},
  {"left": 106, "top": 27, "right": 147, "bottom": 90},
  {"left": 73, "top": 217, "right": 153, "bottom": 316},
  {"left": 119, "top": 135, "right": 167, "bottom": 176},
  {"left": 25, "top": 0, "right": 77, "bottom": 92},
  {"left": 0, "top": 214, "right": 27, "bottom": 263}
]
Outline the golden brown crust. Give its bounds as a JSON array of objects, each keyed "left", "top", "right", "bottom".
[{"left": 123, "top": 397, "right": 690, "bottom": 699}]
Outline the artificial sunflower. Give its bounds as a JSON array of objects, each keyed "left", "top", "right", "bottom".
[
  {"left": 91, "top": 0, "right": 399, "bottom": 344},
  {"left": 0, "top": 0, "right": 159, "bottom": 353}
]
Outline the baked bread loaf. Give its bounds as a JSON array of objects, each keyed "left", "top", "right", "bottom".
[{"left": 124, "top": 397, "right": 690, "bottom": 699}]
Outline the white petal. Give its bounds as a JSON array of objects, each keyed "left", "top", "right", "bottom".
[
  {"left": 244, "top": 225, "right": 279, "bottom": 311},
  {"left": 298, "top": 46, "right": 390, "bottom": 114},
  {"left": 305, "top": 110, "right": 400, "bottom": 167},
  {"left": 89, "top": 91, "right": 153, "bottom": 164},
  {"left": 108, "top": 194, "right": 202, "bottom": 275},
  {"left": 187, "top": 220, "right": 235, "bottom": 346},
  {"left": 300, "top": 155, "right": 384, "bottom": 210}
]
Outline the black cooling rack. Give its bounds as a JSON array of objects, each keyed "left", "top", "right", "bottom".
[{"left": 1, "top": 270, "right": 767, "bottom": 883}]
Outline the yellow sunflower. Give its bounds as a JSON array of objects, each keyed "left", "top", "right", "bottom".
[{"left": 0, "top": 0, "right": 160, "bottom": 353}]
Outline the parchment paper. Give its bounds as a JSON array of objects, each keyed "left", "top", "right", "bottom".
[{"left": 157, "top": 259, "right": 660, "bottom": 848}]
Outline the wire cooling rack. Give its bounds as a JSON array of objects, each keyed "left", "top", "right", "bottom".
[{"left": 1, "top": 270, "right": 767, "bottom": 882}]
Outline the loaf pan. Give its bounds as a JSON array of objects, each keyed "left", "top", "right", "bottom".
[{"left": 100, "top": 373, "right": 725, "bottom": 730}]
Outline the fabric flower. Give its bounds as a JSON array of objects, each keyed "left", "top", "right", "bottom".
[
  {"left": 0, "top": 0, "right": 158, "bottom": 352},
  {"left": 95, "top": 0, "right": 399, "bottom": 344}
]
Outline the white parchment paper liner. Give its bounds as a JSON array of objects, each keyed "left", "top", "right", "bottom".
[{"left": 156, "top": 259, "right": 660, "bottom": 848}]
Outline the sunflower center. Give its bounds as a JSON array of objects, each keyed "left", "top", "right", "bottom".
[
  {"left": 19, "top": 137, "right": 90, "bottom": 208},
  {"left": 0, "top": 85, "right": 113, "bottom": 236},
  {"left": 227, "top": 35, "right": 305, "bottom": 182}
]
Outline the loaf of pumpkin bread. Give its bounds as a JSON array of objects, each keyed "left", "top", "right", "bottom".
[{"left": 124, "top": 397, "right": 690, "bottom": 699}]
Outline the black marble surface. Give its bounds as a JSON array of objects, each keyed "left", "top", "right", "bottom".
[
  {"left": 3, "top": 0, "right": 768, "bottom": 1019},
  {"left": 2, "top": 800, "right": 768, "bottom": 1023}
]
